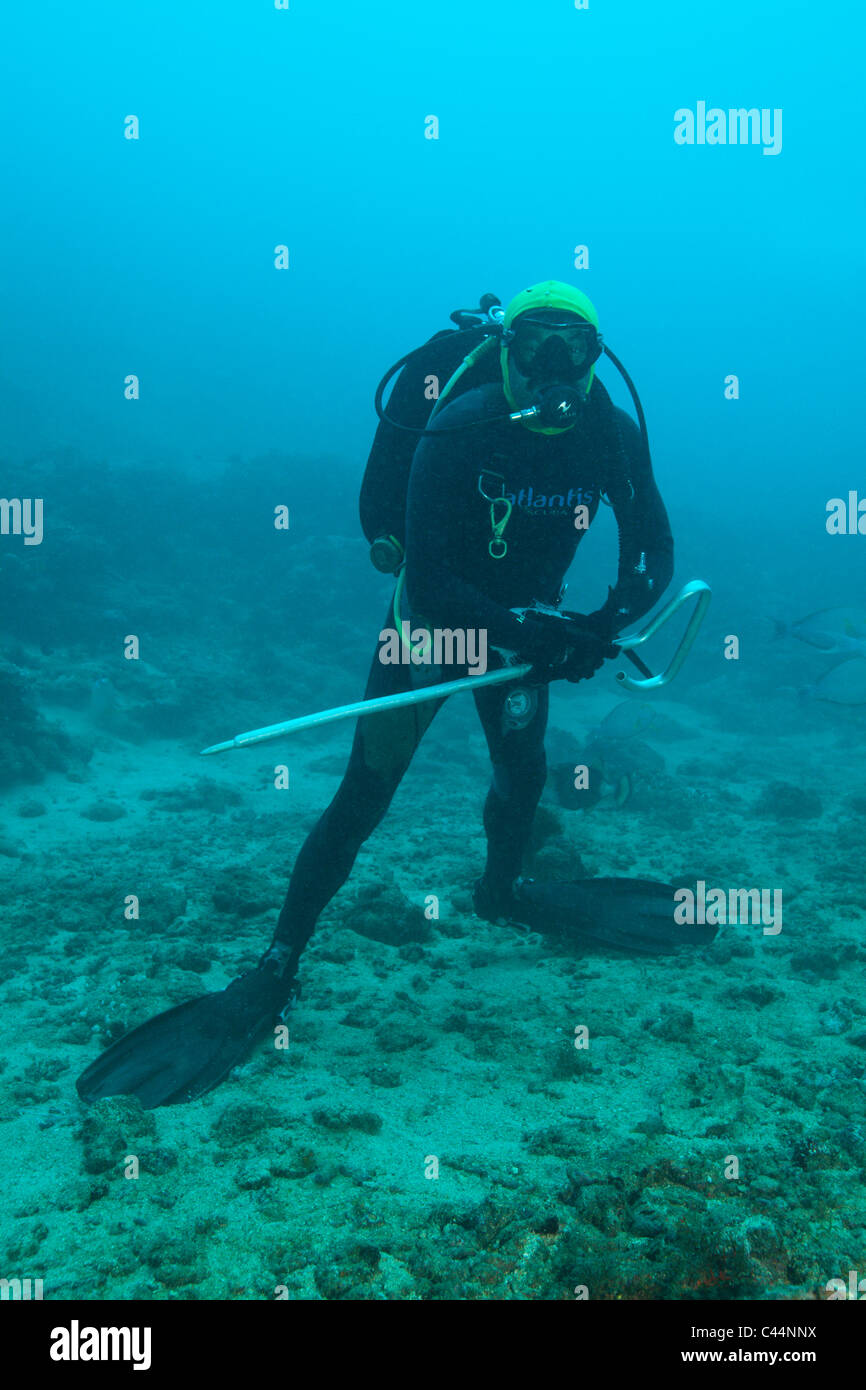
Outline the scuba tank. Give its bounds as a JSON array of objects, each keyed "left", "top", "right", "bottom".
[{"left": 360, "top": 294, "right": 504, "bottom": 573}]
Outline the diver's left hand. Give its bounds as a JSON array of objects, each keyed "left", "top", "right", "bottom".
[
  {"left": 561, "top": 628, "right": 613, "bottom": 683},
  {"left": 564, "top": 607, "right": 620, "bottom": 645}
]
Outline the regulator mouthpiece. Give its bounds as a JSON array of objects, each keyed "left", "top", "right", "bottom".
[{"left": 509, "top": 383, "right": 582, "bottom": 428}]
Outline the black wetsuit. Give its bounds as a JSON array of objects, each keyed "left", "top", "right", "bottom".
[{"left": 274, "top": 379, "right": 673, "bottom": 970}]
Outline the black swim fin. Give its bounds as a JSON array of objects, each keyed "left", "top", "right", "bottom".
[
  {"left": 513, "top": 877, "right": 717, "bottom": 955},
  {"left": 76, "top": 966, "right": 294, "bottom": 1109}
]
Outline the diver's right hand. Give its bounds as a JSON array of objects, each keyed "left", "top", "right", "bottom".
[
  {"left": 561, "top": 630, "right": 611, "bottom": 683},
  {"left": 518, "top": 610, "right": 612, "bottom": 684},
  {"left": 516, "top": 610, "right": 572, "bottom": 682}
]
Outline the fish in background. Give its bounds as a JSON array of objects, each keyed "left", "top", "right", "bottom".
[
  {"left": 585, "top": 699, "right": 662, "bottom": 742},
  {"left": 771, "top": 607, "right": 866, "bottom": 657},
  {"left": 89, "top": 677, "right": 120, "bottom": 721},
  {"left": 806, "top": 658, "right": 866, "bottom": 706},
  {"left": 771, "top": 607, "right": 866, "bottom": 706},
  {"left": 88, "top": 676, "right": 137, "bottom": 738},
  {"left": 548, "top": 700, "right": 667, "bottom": 810}
]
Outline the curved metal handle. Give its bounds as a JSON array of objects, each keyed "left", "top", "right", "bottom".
[{"left": 614, "top": 580, "right": 712, "bottom": 691}]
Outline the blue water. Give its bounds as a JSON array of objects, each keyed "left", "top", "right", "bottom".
[{"left": 1, "top": 0, "right": 864, "bottom": 1302}]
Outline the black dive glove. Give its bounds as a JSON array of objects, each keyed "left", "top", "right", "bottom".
[
  {"left": 515, "top": 610, "right": 570, "bottom": 682},
  {"left": 563, "top": 606, "right": 620, "bottom": 645},
  {"left": 561, "top": 609, "right": 620, "bottom": 684},
  {"left": 517, "top": 610, "right": 613, "bottom": 685},
  {"left": 561, "top": 629, "right": 612, "bottom": 683}
]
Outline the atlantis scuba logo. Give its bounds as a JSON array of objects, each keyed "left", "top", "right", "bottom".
[
  {"left": 506, "top": 485, "right": 594, "bottom": 514},
  {"left": 674, "top": 102, "right": 782, "bottom": 156}
]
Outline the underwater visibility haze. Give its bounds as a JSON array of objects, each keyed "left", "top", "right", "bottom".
[{"left": 1, "top": 0, "right": 865, "bottom": 1314}]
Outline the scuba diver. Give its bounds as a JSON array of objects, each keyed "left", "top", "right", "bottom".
[{"left": 77, "top": 280, "right": 711, "bottom": 1111}]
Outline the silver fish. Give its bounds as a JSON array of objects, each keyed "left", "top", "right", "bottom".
[
  {"left": 773, "top": 607, "right": 866, "bottom": 657},
  {"left": 809, "top": 657, "right": 866, "bottom": 706},
  {"left": 591, "top": 699, "right": 663, "bottom": 741}
]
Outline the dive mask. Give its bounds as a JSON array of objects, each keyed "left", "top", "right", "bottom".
[{"left": 505, "top": 313, "right": 601, "bottom": 380}]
